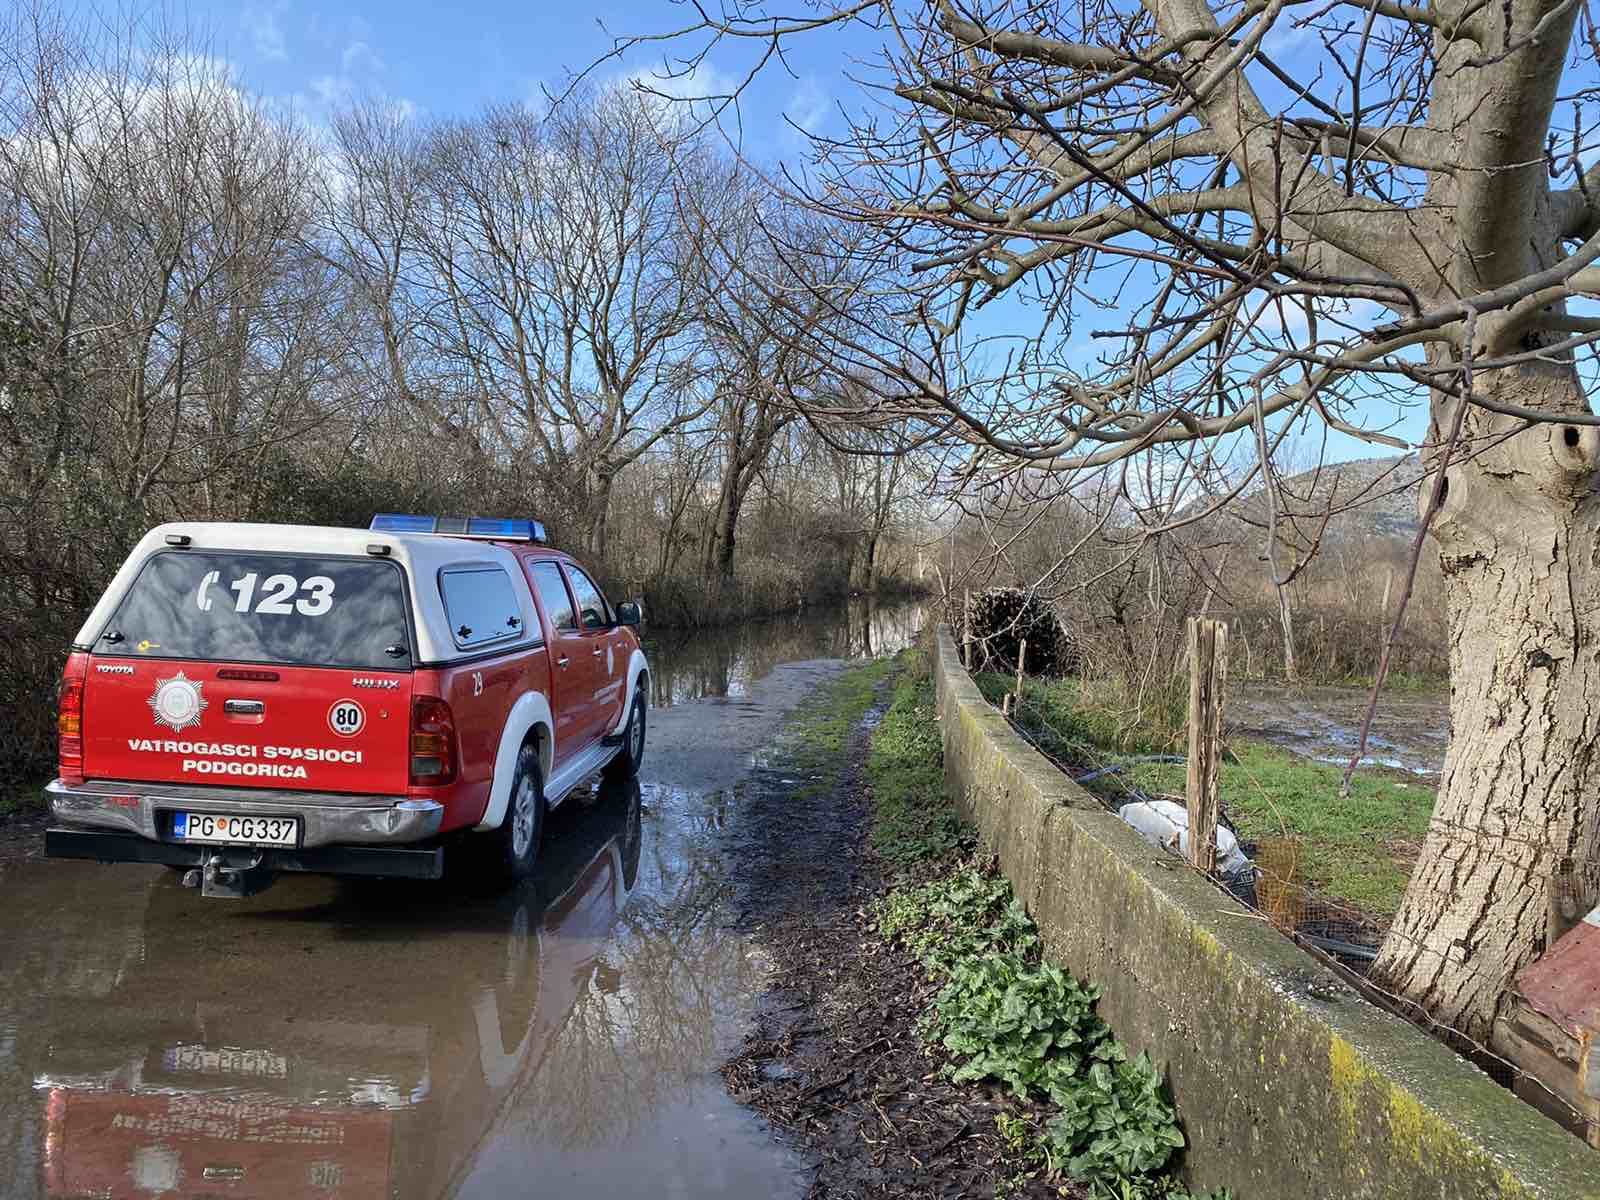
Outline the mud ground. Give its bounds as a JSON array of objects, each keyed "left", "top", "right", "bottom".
[
  {"left": 719, "top": 675, "right": 1064, "bottom": 1199},
  {"left": 1230, "top": 681, "right": 1448, "bottom": 776}
]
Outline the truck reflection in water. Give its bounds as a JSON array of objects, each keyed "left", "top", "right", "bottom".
[{"left": 34, "top": 778, "right": 642, "bottom": 1200}]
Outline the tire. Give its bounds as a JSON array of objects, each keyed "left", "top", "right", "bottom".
[
  {"left": 485, "top": 740, "right": 545, "bottom": 885},
  {"left": 605, "top": 689, "right": 647, "bottom": 780},
  {"left": 618, "top": 779, "right": 642, "bottom": 890}
]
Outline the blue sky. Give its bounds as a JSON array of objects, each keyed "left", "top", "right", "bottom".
[
  {"left": 204, "top": 1, "right": 851, "bottom": 160},
  {"left": 189, "top": 2, "right": 1438, "bottom": 467}
]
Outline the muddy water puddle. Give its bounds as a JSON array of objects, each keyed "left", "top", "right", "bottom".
[
  {"left": 0, "top": 650, "right": 891, "bottom": 1199},
  {"left": 1229, "top": 682, "right": 1449, "bottom": 775}
]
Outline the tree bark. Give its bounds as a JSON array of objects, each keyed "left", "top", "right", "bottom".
[
  {"left": 1274, "top": 580, "right": 1298, "bottom": 683},
  {"left": 1373, "top": 369, "right": 1600, "bottom": 1043},
  {"left": 708, "top": 454, "right": 745, "bottom": 581}
]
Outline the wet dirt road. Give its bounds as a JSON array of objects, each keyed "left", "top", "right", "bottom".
[{"left": 0, "top": 603, "right": 921, "bottom": 1200}]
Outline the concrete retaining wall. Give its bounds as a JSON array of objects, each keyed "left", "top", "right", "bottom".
[{"left": 931, "top": 626, "right": 1598, "bottom": 1199}]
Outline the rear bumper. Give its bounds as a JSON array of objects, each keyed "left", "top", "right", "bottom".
[
  {"left": 45, "top": 827, "right": 443, "bottom": 880},
  {"left": 45, "top": 778, "right": 443, "bottom": 848}
]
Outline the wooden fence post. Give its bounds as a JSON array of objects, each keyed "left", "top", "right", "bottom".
[
  {"left": 1186, "top": 617, "right": 1228, "bottom": 873},
  {"left": 963, "top": 588, "right": 973, "bottom": 668},
  {"left": 1013, "top": 638, "right": 1027, "bottom": 709}
]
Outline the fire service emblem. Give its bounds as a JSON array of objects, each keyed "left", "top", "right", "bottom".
[{"left": 149, "top": 671, "right": 208, "bottom": 733}]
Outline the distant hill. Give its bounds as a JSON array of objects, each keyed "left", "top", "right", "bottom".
[{"left": 1178, "top": 454, "right": 1424, "bottom": 545}]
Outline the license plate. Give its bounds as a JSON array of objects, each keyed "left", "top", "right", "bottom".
[
  {"left": 173, "top": 812, "right": 298, "bottom": 846},
  {"left": 163, "top": 1043, "right": 289, "bottom": 1079}
]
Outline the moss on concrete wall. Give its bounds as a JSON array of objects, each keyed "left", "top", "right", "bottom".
[{"left": 932, "top": 626, "right": 1598, "bottom": 1199}]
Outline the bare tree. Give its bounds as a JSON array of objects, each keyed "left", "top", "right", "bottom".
[
  {"left": 417, "top": 90, "right": 716, "bottom": 558},
  {"left": 0, "top": 2, "right": 935, "bottom": 780},
  {"left": 607, "top": 0, "right": 1600, "bottom": 1038},
  {"left": 691, "top": 186, "right": 858, "bottom": 581}
]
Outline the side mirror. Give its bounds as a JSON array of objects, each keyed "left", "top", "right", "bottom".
[{"left": 616, "top": 600, "right": 643, "bottom": 628}]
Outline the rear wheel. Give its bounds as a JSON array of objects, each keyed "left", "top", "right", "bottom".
[
  {"left": 605, "top": 689, "right": 647, "bottom": 780},
  {"left": 485, "top": 741, "right": 545, "bottom": 885}
]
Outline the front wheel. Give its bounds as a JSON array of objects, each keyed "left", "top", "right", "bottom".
[
  {"left": 485, "top": 741, "right": 545, "bottom": 885},
  {"left": 605, "top": 690, "right": 647, "bottom": 780}
]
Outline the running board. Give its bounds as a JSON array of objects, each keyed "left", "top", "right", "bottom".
[{"left": 545, "top": 740, "right": 620, "bottom": 808}]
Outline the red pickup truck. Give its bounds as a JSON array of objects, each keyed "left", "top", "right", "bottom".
[{"left": 45, "top": 515, "right": 650, "bottom": 897}]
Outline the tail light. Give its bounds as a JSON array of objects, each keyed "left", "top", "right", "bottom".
[
  {"left": 410, "top": 695, "right": 457, "bottom": 785},
  {"left": 58, "top": 656, "right": 87, "bottom": 785}
]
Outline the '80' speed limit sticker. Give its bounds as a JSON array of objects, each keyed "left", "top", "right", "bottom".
[{"left": 328, "top": 699, "right": 366, "bottom": 737}]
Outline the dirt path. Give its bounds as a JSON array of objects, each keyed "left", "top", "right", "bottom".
[{"left": 720, "top": 671, "right": 1059, "bottom": 1199}]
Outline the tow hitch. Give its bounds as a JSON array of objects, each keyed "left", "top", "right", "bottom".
[{"left": 184, "top": 852, "right": 276, "bottom": 899}]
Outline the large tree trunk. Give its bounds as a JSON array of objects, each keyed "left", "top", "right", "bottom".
[
  {"left": 586, "top": 470, "right": 615, "bottom": 564},
  {"left": 1373, "top": 369, "right": 1600, "bottom": 1042}
]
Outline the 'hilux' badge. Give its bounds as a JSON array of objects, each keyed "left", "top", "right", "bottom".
[{"left": 351, "top": 676, "right": 399, "bottom": 690}]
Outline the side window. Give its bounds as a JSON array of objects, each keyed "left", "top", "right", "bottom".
[
  {"left": 565, "top": 566, "right": 611, "bottom": 631},
  {"left": 530, "top": 562, "right": 577, "bottom": 633},
  {"left": 439, "top": 567, "right": 525, "bottom": 649}
]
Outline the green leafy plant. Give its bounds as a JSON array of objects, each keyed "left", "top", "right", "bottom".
[
  {"left": 866, "top": 661, "right": 1222, "bottom": 1199},
  {"left": 877, "top": 869, "right": 1036, "bottom": 972},
  {"left": 878, "top": 863, "right": 1194, "bottom": 1195},
  {"left": 1091, "top": 1178, "right": 1233, "bottom": 1200},
  {"left": 926, "top": 954, "right": 1122, "bottom": 1099},
  {"left": 1046, "top": 1053, "right": 1186, "bottom": 1183}
]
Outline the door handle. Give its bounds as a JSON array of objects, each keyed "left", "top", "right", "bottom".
[
  {"left": 556, "top": 656, "right": 570, "bottom": 669},
  {"left": 592, "top": 647, "right": 603, "bottom": 657}
]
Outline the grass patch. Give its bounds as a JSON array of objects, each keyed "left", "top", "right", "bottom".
[
  {"left": 973, "top": 671, "right": 1433, "bottom": 917},
  {"left": 867, "top": 653, "right": 973, "bottom": 865},
  {"left": 774, "top": 656, "right": 899, "bottom": 803},
  {"left": 1103, "top": 746, "right": 1433, "bottom": 916},
  {"left": 974, "top": 672, "right": 1185, "bottom": 761}
]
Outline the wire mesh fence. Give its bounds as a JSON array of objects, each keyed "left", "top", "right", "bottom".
[{"left": 965, "top": 650, "right": 1600, "bottom": 1151}]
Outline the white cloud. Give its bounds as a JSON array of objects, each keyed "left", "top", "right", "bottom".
[
  {"left": 1260, "top": 14, "right": 1317, "bottom": 60},
  {"left": 302, "top": 33, "right": 391, "bottom": 115},
  {"left": 341, "top": 40, "right": 384, "bottom": 75},
  {"left": 1252, "top": 293, "right": 1390, "bottom": 343},
  {"left": 785, "top": 76, "right": 829, "bottom": 135},
  {"left": 309, "top": 74, "right": 352, "bottom": 108},
  {"left": 242, "top": 1, "right": 288, "bottom": 62}
]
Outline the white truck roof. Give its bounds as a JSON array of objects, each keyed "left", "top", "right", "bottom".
[{"left": 74, "top": 522, "right": 543, "bottom": 665}]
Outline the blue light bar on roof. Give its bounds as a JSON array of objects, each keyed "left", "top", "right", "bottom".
[{"left": 369, "top": 514, "right": 548, "bottom": 543}]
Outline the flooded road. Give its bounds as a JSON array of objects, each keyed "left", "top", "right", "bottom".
[
  {"left": 642, "top": 596, "right": 923, "bottom": 709},
  {"left": 0, "top": 601, "right": 922, "bottom": 1200}
]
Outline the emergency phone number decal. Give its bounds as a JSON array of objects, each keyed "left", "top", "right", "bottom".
[{"left": 195, "top": 570, "right": 335, "bottom": 616}]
